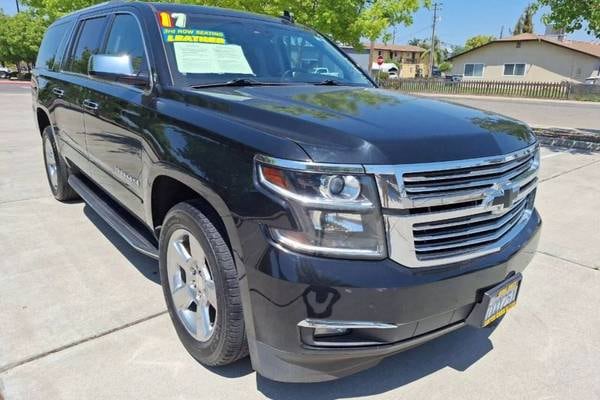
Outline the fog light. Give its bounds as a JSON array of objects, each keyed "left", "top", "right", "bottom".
[{"left": 314, "top": 327, "right": 350, "bottom": 338}]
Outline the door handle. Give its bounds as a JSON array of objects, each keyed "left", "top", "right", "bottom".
[
  {"left": 52, "top": 88, "right": 64, "bottom": 97},
  {"left": 82, "top": 99, "right": 99, "bottom": 111}
]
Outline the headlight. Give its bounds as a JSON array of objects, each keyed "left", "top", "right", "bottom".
[{"left": 255, "top": 155, "right": 386, "bottom": 259}]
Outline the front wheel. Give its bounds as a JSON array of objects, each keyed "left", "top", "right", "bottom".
[{"left": 159, "top": 201, "right": 247, "bottom": 366}]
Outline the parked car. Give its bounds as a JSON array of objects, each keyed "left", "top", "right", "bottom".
[
  {"left": 32, "top": 1, "right": 541, "bottom": 383},
  {"left": 311, "top": 67, "right": 341, "bottom": 78},
  {"left": 584, "top": 76, "right": 599, "bottom": 85},
  {"left": 0, "top": 67, "right": 10, "bottom": 79},
  {"left": 445, "top": 74, "right": 463, "bottom": 82}
]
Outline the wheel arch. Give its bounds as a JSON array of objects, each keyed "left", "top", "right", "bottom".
[
  {"left": 147, "top": 168, "right": 245, "bottom": 273},
  {"left": 35, "top": 105, "right": 53, "bottom": 136}
]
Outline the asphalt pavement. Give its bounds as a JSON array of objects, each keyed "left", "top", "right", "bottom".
[
  {"left": 1, "top": 86, "right": 599, "bottom": 399},
  {"left": 415, "top": 93, "right": 600, "bottom": 132}
]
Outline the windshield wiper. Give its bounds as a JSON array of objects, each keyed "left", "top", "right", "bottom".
[
  {"left": 314, "top": 79, "right": 344, "bottom": 86},
  {"left": 189, "top": 78, "right": 288, "bottom": 89}
]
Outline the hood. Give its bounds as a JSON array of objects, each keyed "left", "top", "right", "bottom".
[{"left": 185, "top": 86, "right": 536, "bottom": 165}]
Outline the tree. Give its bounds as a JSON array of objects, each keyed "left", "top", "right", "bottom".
[
  {"left": 0, "top": 11, "right": 48, "bottom": 70},
  {"left": 438, "top": 61, "right": 452, "bottom": 73},
  {"left": 408, "top": 36, "right": 446, "bottom": 68},
  {"left": 513, "top": 3, "right": 536, "bottom": 34},
  {"left": 23, "top": 0, "right": 429, "bottom": 47},
  {"left": 464, "top": 34, "right": 495, "bottom": 50},
  {"left": 449, "top": 44, "right": 465, "bottom": 56},
  {"left": 355, "top": 0, "right": 428, "bottom": 69},
  {"left": 537, "top": 0, "right": 600, "bottom": 38}
]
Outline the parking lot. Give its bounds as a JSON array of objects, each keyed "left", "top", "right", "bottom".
[{"left": 1, "top": 87, "right": 599, "bottom": 399}]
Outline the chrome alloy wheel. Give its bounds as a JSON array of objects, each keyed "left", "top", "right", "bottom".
[
  {"left": 167, "top": 229, "right": 217, "bottom": 341},
  {"left": 44, "top": 135, "right": 58, "bottom": 190}
]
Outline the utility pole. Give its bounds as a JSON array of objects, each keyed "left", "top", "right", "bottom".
[
  {"left": 15, "top": 0, "right": 20, "bottom": 13},
  {"left": 500, "top": 25, "right": 504, "bottom": 39},
  {"left": 429, "top": 2, "right": 440, "bottom": 78}
]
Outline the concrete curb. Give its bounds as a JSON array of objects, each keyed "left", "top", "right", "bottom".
[{"left": 537, "top": 135, "right": 600, "bottom": 152}]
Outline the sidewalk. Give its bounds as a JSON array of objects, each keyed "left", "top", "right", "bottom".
[{"left": 0, "top": 80, "right": 30, "bottom": 85}]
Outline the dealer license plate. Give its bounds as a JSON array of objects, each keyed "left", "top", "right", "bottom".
[{"left": 481, "top": 274, "right": 522, "bottom": 327}]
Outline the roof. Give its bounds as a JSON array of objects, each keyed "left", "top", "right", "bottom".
[
  {"left": 366, "top": 43, "right": 426, "bottom": 53},
  {"left": 59, "top": 1, "right": 290, "bottom": 25},
  {"left": 148, "top": 2, "right": 284, "bottom": 24},
  {"left": 448, "top": 33, "right": 600, "bottom": 60}
]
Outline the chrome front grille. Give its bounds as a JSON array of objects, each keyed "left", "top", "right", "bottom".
[{"left": 366, "top": 144, "right": 539, "bottom": 267}]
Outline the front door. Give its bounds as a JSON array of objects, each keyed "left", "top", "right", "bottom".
[{"left": 83, "top": 12, "right": 152, "bottom": 220}]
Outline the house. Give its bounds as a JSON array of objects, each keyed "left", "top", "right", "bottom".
[
  {"left": 370, "top": 62, "right": 399, "bottom": 78},
  {"left": 367, "top": 43, "right": 427, "bottom": 78},
  {"left": 447, "top": 33, "right": 600, "bottom": 83}
]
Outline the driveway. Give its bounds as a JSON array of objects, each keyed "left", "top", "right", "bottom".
[{"left": 1, "top": 87, "right": 599, "bottom": 399}]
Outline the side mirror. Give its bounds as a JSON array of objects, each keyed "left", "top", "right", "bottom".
[{"left": 88, "top": 54, "right": 149, "bottom": 87}]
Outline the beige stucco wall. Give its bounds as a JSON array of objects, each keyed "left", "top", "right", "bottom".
[
  {"left": 400, "top": 63, "right": 426, "bottom": 77},
  {"left": 449, "top": 40, "right": 600, "bottom": 82}
]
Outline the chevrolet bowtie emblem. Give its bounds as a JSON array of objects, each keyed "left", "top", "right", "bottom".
[{"left": 484, "top": 182, "right": 520, "bottom": 212}]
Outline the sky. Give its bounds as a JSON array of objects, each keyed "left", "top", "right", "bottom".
[
  {"left": 0, "top": 0, "right": 597, "bottom": 45},
  {"left": 386, "top": 0, "right": 597, "bottom": 48}
]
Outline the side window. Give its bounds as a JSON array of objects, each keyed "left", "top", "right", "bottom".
[
  {"left": 36, "top": 21, "right": 72, "bottom": 70},
  {"left": 66, "top": 16, "right": 107, "bottom": 74},
  {"left": 104, "top": 14, "right": 148, "bottom": 76}
]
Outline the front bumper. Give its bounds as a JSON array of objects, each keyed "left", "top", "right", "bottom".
[{"left": 244, "top": 209, "right": 541, "bottom": 382}]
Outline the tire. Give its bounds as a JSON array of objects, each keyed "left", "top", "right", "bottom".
[
  {"left": 159, "top": 201, "right": 248, "bottom": 366},
  {"left": 41, "top": 126, "right": 78, "bottom": 201}
]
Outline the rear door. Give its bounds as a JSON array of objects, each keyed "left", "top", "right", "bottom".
[
  {"left": 82, "top": 11, "right": 153, "bottom": 219},
  {"left": 55, "top": 15, "right": 109, "bottom": 175}
]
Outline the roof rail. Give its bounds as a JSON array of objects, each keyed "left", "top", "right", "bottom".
[{"left": 62, "top": 0, "right": 125, "bottom": 17}]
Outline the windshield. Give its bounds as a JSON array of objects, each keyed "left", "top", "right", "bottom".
[{"left": 157, "top": 12, "right": 372, "bottom": 87}]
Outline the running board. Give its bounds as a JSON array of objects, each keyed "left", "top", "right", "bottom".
[{"left": 68, "top": 175, "right": 159, "bottom": 259}]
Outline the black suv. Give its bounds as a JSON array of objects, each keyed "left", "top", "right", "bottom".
[{"left": 32, "top": 2, "right": 541, "bottom": 382}]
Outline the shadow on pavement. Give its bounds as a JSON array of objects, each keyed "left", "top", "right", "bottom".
[
  {"left": 83, "top": 204, "right": 160, "bottom": 284},
  {"left": 80, "top": 198, "right": 496, "bottom": 398},
  {"left": 256, "top": 324, "right": 496, "bottom": 399}
]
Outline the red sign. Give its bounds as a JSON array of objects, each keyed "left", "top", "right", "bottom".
[{"left": 376, "top": 55, "right": 384, "bottom": 65}]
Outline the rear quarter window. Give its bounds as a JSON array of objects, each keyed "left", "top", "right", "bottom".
[{"left": 36, "top": 21, "right": 73, "bottom": 70}]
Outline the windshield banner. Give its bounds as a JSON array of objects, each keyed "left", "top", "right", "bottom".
[{"left": 162, "top": 28, "right": 226, "bottom": 44}]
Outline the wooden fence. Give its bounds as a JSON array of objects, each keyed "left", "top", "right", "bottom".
[{"left": 381, "top": 79, "right": 572, "bottom": 100}]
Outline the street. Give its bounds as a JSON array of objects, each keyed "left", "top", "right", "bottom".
[
  {"left": 1, "top": 85, "right": 599, "bottom": 399},
  {"left": 415, "top": 93, "right": 600, "bottom": 132}
]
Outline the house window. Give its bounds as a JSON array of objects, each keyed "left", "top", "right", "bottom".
[
  {"left": 378, "top": 50, "right": 382, "bottom": 56},
  {"left": 504, "top": 63, "right": 526, "bottom": 76},
  {"left": 464, "top": 63, "right": 484, "bottom": 77}
]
